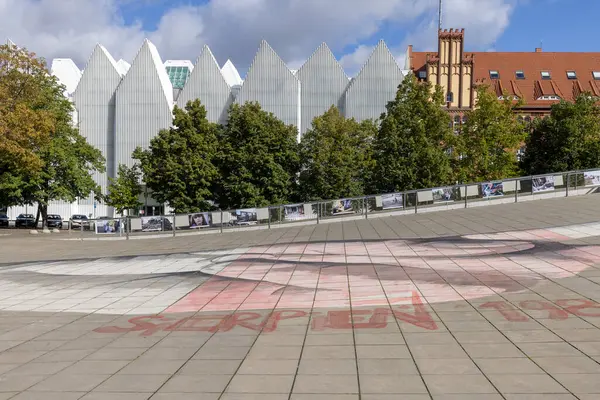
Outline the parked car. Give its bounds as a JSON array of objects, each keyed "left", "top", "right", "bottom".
[
  {"left": 0, "top": 214, "right": 8, "bottom": 227},
  {"left": 70, "top": 214, "right": 90, "bottom": 230},
  {"left": 46, "top": 214, "right": 63, "bottom": 229},
  {"left": 15, "top": 214, "right": 36, "bottom": 228}
]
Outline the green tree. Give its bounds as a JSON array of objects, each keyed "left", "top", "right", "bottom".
[
  {"left": 298, "top": 106, "right": 376, "bottom": 201},
  {"left": 0, "top": 43, "right": 105, "bottom": 227},
  {"left": 133, "top": 100, "right": 219, "bottom": 213},
  {"left": 521, "top": 94, "right": 600, "bottom": 175},
  {"left": 215, "top": 102, "right": 299, "bottom": 209},
  {"left": 0, "top": 43, "right": 64, "bottom": 207},
  {"left": 370, "top": 75, "right": 454, "bottom": 193},
  {"left": 455, "top": 86, "right": 527, "bottom": 182},
  {"left": 105, "top": 164, "right": 143, "bottom": 215}
]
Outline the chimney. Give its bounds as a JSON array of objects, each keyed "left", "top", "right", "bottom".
[{"left": 535, "top": 47, "right": 542, "bottom": 53}]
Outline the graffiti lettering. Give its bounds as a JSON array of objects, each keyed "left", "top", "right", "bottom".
[
  {"left": 555, "top": 299, "right": 600, "bottom": 317},
  {"left": 93, "top": 298, "right": 600, "bottom": 336},
  {"left": 519, "top": 300, "right": 569, "bottom": 320},
  {"left": 479, "top": 301, "right": 529, "bottom": 322}
]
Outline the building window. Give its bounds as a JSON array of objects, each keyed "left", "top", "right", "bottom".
[
  {"left": 593, "top": 71, "right": 600, "bottom": 80},
  {"left": 446, "top": 92, "right": 454, "bottom": 103},
  {"left": 418, "top": 70, "right": 427, "bottom": 79},
  {"left": 489, "top": 70, "right": 499, "bottom": 79},
  {"left": 517, "top": 147, "right": 525, "bottom": 162},
  {"left": 537, "top": 95, "right": 561, "bottom": 101},
  {"left": 462, "top": 115, "right": 468, "bottom": 124},
  {"left": 566, "top": 71, "right": 577, "bottom": 80},
  {"left": 541, "top": 71, "right": 551, "bottom": 80},
  {"left": 515, "top": 70, "right": 525, "bottom": 79}
]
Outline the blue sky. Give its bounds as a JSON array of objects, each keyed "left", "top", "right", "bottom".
[{"left": 1, "top": 0, "right": 598, "bottom": 76}]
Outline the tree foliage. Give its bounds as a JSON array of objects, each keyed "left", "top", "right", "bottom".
[
  {"left": 298, "top": 106, "right": 375, "bottom": 201},
  {"left": 0, "top": 43, "right": 57, "bottom": 175},
  {"left": 215, "top": 102, "right": 300, "bottom": 209},
  {"left": 370, "top": 75, "right": 454, "bottom": 193},
  {"left": 521, "top": 94, "right": 600, "bottom": 175},
  {"left": 455, "top": 86, "right": 527, "bottom": 182},
  {"left": 0, "top": 43, "right": 105, "bottom": 226},
  {"left": 105, "top": 164, "right": 143, "bottom": 215},
  {"left": 134, "top": 100, "right": 220, "bottom": 213}
]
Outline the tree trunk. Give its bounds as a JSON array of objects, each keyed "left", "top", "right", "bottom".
[
  {"left": 40, "top": 203, "right": 48, "bottom": 229},
  {"left": 35, "top": 206, "right": 41, "bottom": 229}
]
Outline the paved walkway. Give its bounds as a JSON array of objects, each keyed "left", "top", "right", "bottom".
[{"left": 0, "top": 195, "right": 599, "bottom": 398}]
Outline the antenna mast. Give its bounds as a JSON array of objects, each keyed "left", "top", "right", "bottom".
[{"left": 438, "top": 0, "right": 443, "bottom": 30}]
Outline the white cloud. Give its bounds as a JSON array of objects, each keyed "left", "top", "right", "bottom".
[{"left": 0, "top": 0, "right": 517, "bottom": 75}]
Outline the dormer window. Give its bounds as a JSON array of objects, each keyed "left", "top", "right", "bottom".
[
  {"left": 489, "top": 70, "right": 499, "bottom": 79},
  {"left": 593, "top": 71, "right": 600, "bottom": 80},
  {"left": 515, "top": 70, "right": 525, "bottom": 79},
  {"left": 566, "top": 71, "right": 577, "bottom": 80},
  {"left": 541, "top": 71, "right": 551, "bottom": 80},
  {"left": 418, "top": 70, "right": 427, "bottom": 79},
  {"left": 537, "top": 95, "right": 561, "bottom": 101}
]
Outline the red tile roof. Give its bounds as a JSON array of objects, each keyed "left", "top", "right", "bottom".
[{"left": 411, "top": 51, "right": 600, "bottom": 108}]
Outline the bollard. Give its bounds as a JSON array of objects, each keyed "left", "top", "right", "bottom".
[
  {"left": 126, "top": 217, "right": 130, "bottom": 240},
  {"left": 267, "top": 208, "right": 271, "bottom": 229},
  {"left": 464, "top": 185, "right": 468, "bottom": 208},
  {"left": 364, "top": 197, "right": 368, "bottom": 220},
  {"left": 566, "top": 173, "right": 570, "bottom": 197},
  {"left": 172, "top": 214, "right": 176, "bottom": 237},
  {"left": 515, "top": 179, "right": 519, "bottom": 202},
  {"left": 220, "top": 210, "right": 224, "bottom": 234},
  {"left": 316, "top": 202, "right": 320, "bottom": 224}
]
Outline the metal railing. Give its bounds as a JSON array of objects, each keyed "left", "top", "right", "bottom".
[{"left": 55, "top": 168, "right": 600, "bottom": 240}]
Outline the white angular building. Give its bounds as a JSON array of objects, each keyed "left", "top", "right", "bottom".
[{"left": 7, "top": 38, "right": 405, "bottom": 218}]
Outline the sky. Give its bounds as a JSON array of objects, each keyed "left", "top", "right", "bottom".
[{"left": 0, "top": 0, "right": 597, "bottom": 77}]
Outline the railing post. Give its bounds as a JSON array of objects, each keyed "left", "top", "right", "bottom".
[
  {"left": 566, "top": 173, "right": 570, "bottom": 197},
  {"left": 316, "top": 202, "right": 320, "bottom": 224},
  {"left": 415, "top": 192, "right": 418, "bottom": 214},
  {"left": 172, "top": 214, "right": 176, "bottom": 237}
]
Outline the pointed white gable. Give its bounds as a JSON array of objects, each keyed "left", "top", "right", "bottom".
[
  {"left": 236, "top": 40, "right": 300, "bottom": 130},
  {"left": 116, "top": 59, "right": 131, "bottom": 75},
  {"left": 143, "top": 39, "right": 174, "bottom": 105},
  {"left": 114, "top": 39, "right": 174, "bottom": 170},
  {"left": 221, "top": 59, "right": 243, "bottom": 86},
  {"left": 296, "top": 43, "right": 348, "bottom": 135},
  {"left": 72, "top": 44, "right": 123, "bottom": 217},
  {"left": 177, "top": 45, "right": 231, "bottom": 124},
  {"left": 51, "top": 58, "right": 82, "bottom": 96},
  {"left": 344, "top": 40, "right": 404, "bottom": 122}
]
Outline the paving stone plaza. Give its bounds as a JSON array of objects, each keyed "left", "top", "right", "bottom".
[{"left": 1, "top": 195, "right": 600, "bottom": 398}]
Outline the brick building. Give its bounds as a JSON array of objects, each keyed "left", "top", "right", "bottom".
[{"left": 408, "top": 28, "right": 600, "bottom": 125}]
